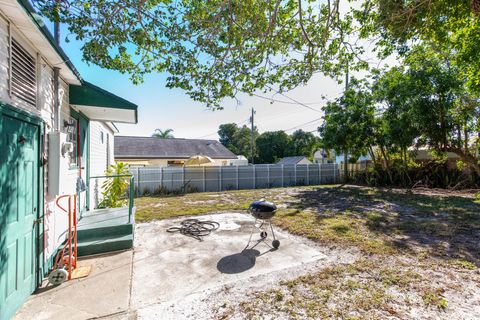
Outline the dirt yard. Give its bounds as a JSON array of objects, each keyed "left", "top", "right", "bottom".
[{"left": 135, "top": 185, "right": 480, "bottom": 319}]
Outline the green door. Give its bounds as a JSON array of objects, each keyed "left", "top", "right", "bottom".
[{"left": 0, "top": 115, "right": 39, "bottom": 320}]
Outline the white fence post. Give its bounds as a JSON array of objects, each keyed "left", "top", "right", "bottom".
[
  {"left": 218, "top": 166, "right": 222, "bottom": 191},
  {"left": 134, "top": 167, "right": 139, "bottom": 196},
  {"left": 202, "top": 166, "right": 206, "bottom": 192},
  {"left": 294, "top": 165, "right": 297, "bottom": 186},
  {"left": 333, "top": 164, "right": 336, "bottom": 183},
  {"left": 318, "top": 164, "right": 321, "bottom": 184},
  {"left": 182, "top": 167, "right": 185, "bottom": 190},
  {"left": 236, "top": 166, "right": 239, "bottom": 190},
  {"left": 306, "top": 164, "right": 310, "bottom": 185},
  {"left": 137, "top": 167, "right": 142, "bottom": 196},
  {"left": 267, "top": 164, "right": 270, "bottom": 187}
]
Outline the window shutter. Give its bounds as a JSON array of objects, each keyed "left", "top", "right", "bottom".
[{"left": 11, "top": 38, "right": 36, "bottom": 106}]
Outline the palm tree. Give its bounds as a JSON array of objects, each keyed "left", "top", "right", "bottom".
[{"left": 152, "top": 128, "right": 174, "bottom": 139}]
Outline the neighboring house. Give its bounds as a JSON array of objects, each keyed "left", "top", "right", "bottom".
[
  {"left": 114, "top": 136, "right": 238, "bottom": 167},
  {"left": 230, "top": 155, "right": 249, "bottom": 166},
  {"left": 277, "top": 156, "right": 312, "bottom": 165},
  {"left": 0, "top": 2, "right": 138, "bottom": 319},
  {"left": 335, "top": 153, "right": 371, "bottom": 164},
  {"left": 412, "top": 148, "right": 460, "bottom": 161},
  {"left": 313, "top": 149, "right": 335, "bottom": 164},
  {"left": 412, "top": 147, "right": 461, "bottom": 170}
]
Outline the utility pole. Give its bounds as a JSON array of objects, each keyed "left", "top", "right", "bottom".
[{"left": 250, "top": 107, "right": 256, "bottom": 164}]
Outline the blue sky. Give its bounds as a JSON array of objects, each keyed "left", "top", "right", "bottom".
[{"left": 54, "top": 24, "right": 345, "bottom": 140}]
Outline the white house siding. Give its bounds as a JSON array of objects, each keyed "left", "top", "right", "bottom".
[
  {"left": 0, "top": 11, "right": 77, "bottom": 265},
  {"left": 38, "top": 58, "right": 54, "bottom": 127},
  {"left": 0, "top": 15, "right": 9, "bottom": 102},
  {"left": 88, "top": 121, "right": 115, "bottom": 208},
  {"left": 44, "top": 80, "right": 79, "bottom": 261}
]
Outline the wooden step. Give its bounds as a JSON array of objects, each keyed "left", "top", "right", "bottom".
[{"left": 77, "top": 234, "right": 133, "bottom": 256}]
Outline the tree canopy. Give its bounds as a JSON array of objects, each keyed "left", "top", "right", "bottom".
[
  {"left": 218, "top": 124, "right": 321, "bottom": 163},
  {"left": 33, "top": 0, "right": 480, "bottom": 106},
  {"left": 33, "top": 0, "right": 480, "bottom": 179}
]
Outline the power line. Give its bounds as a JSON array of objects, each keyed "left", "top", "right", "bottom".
[
  {"left": 265, "top": 85, "right": 324, "bottom": 114},
  {"left": 195, "top": 117, "right": 250, "bottom": 139},
  {"left": 284, "top": 117, "right": 323, "bottom": 132},
  {"left": 251, "top": 93, "right": 325, "bottom": 106}
]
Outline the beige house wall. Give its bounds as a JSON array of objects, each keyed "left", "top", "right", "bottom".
[
  {"left": 117, "top": 158, "right": 234, "bottom": 167},
  {"left": 296, "top": 158, "right": 313, "bottom": 165}
]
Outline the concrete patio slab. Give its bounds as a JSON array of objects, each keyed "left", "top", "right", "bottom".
[
  {"left": 131, "top": 213, "right": 326, "bottom": 316},
  {"left": 13, "top": 250, "right": 133, "bottom": 320},
  {"left": 14, "top": 212, "right": 326, "bottom": 320}
]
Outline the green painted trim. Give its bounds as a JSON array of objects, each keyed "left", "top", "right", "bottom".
[
  {"left": 69, "top": 81, "right": 138, "bottom": 124},
  {"left": 37, "top": 122, "right": 45, "bottom": 285},
  {"left": 79, "top": 112, "right": 90, "bottom": 212},
  {"left": 16, "top": 0, "right": 82, "bottom": 81},
  {"left": 0, "top": 103, "right": 43, "bottom": 126}
]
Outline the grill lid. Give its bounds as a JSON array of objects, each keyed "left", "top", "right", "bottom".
[{"left": 249, "top": 200, "right": 277, "bottom": 213}]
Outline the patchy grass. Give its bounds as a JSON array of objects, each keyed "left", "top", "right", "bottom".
[
  {"left": 135, "top": 185, "right": 480, "bottom": 319},
  {"left": 234, "top": 258, "right": 449, "bottom": 319},
  {"left": 136, "top": 185, "right": 480, "bottom": 263},
  {"left": 135, "top": 187, "right": 309, "bottom": 222}
]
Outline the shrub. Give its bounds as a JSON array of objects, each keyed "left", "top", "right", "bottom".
[{"left": 99, "top": 162, "right": 130, "bottom": 208}]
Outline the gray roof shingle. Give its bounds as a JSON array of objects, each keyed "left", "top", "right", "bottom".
[
  {"left": 276, "top": 156, "right": 311, "bottom": 165},
  {"left": 114, "top": 136, "right": 237, "bottom": 159}
]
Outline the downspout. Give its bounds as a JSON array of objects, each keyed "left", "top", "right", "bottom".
[
  {"left": 54, "top": 0, "right": 61, "bottom": 132},
  {"left": 53, "top": 67, "right": 60, "bottom": 131}
]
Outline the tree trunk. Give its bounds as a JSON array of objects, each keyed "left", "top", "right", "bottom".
[
  {"left": 368, "top": 145, "right": 377, "bottom": 166},
  {"left": 344, "top": 151, "right": 349, "bottom": 182},
  {"left": 380, "top": 146, "right": 393, "bottom": 184}
]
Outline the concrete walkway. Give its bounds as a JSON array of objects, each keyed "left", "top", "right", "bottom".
[
  {"left": 14, "top": 251, "right": 133, "bottom": 320},
  {"left": 14, "top": 213, "right": 325, "bottom": 319}
]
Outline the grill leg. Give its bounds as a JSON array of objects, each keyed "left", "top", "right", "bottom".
[
  {"left": 246, "top": 218, "right": 257, "bottom": 249},
  {"left": 269, "top": 219, "right": 276, "bottom": 241}
]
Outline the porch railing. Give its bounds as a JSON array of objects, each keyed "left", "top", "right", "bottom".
[{"left": 88, "top": 174, "right": 135, "bottom": 223}]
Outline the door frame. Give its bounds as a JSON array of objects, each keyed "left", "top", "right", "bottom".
[
  {"left": 70, "top": 108, "right": 90, "bottom": 213},
  {"left": 0, "top": 103, "right": 44, "bottom": 289}
]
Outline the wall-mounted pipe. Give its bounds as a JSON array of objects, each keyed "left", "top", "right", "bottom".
[{"left": 53, "top": 11, "right": 61, "bottom": 131}]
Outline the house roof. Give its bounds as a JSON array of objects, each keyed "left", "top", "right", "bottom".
[
  {"left": 277, "top": 156, "right": 312, "bottom": 165},
  {"left": 70, "top": 81, "right": 138, "bottom": 124},
  {"left": 114, "top": 136, "right": 238, "bottom": 159}
]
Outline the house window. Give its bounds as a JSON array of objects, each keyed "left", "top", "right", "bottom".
[
  {"left": 67, "top": 116, "right": 78, "bottom": 167},
  {"left": 10, "top": 38, "right": 37, "bottom": 106},
  {"left": 106, "top": 133, "right": 111, "bottom": 169}
]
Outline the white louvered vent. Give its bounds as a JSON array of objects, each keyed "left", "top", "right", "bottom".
[{"left": 11, "top": 38, "right": 36, "bottom": 106}]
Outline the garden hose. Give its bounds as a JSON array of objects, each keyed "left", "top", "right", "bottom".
[{"left": 166, "top": 218, "right": 220, "bottom": 241}]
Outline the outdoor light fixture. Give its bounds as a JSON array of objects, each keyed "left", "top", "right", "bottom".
[{"left": 63, "top": 120, "right": 76, "bottom": 133}]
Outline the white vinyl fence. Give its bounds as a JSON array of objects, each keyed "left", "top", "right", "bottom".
[{"left": 130, "top": 164, "right": 339, "bottom": 195}]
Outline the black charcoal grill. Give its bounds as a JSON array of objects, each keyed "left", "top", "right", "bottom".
[{"left": 246, "top": 199, "right": 280, "bottom": 249}]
